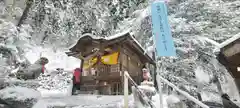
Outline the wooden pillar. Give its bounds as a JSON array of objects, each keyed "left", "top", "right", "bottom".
[
  {"left": 137, "top": 63, "right": 141, "bottom": 85},
  {"left": 80, "top": 59, "right": 84, "bottom": 69},
  {"left": 119, "top": 44, "right": 124, "bottom": 95},
  {"left": 127, "top": 54, "right": 132, "bottom": 93}
]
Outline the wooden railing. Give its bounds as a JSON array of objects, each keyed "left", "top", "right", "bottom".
[
  {"left": 124, "top": 71, "right": 156, "bottom": 108},
  {"left": 123, "top": 71, "right": 209, "bottom": 108},
  {"left": 156, "top": 74, "right": 209, "bottom": 108}
]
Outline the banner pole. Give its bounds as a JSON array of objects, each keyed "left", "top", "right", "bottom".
[
  {"left": 151, "top": 0, "right": 176, "bottom": 107},
  {"left": 157, "top": 66, "right": 164, "bottom": 108}
]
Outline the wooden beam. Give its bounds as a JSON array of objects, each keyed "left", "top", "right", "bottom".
[
  {"left": 225, "top": 53, "right": 240, "bottom": 65},
  {"left": 119, "top": 44, "right": 124, "bottom": 94},
  {"left": 217, "top": 52, "right": 235, "bottom": 78},
  {"left": 65, "top": 51, "right": 79, "bottom": 56},
  {"left": 223, "top": 43, "right": 240, "bottom": 57}
]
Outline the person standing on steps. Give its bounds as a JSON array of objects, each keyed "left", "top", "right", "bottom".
[
  {"left": 141, "top": 68, "right": 156, "bottom": 97},
  {"left": 132, "top": 68, "right": 157, "bottom": 108},
  {"left": 142, "top": 68, "right": 152, "bottom": 82},
  {"left": 72, "top": 68, "right": 82, "bottom": 95}
]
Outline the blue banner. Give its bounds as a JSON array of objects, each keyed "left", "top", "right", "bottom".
[{"left": 151, "top": 1, "right": 176, "bottom": 57}]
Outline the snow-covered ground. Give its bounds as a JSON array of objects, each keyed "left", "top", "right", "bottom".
[
  {"left": 32, "top": 94, "right": 169, "bottom": 108},
  {"left": 0, "top": 86, "right": 41, "bottom": 101}
]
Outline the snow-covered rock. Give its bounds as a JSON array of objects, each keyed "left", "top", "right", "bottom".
[
  {"left": 0, "top": 86, "right": 41, "bottom": 108},
  {"left": 3, "top": 78, "right": 40, "bottom": 89}
]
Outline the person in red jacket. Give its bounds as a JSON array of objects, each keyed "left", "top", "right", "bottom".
[
  {"left": 72, "top": 68, "right": 82, "bottom": 95},
  {"left": 40, "top": 57, "right": 49, "bottom": 74}
]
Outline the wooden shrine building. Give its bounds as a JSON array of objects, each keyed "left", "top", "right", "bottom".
[
  {"left": 217, "top": 33, "right": 240, "bottom": 94},
  {"left": 66, "top": 31, "right": 155, "bottom": 95}
]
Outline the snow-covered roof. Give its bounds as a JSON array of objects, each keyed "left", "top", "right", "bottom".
[
  {"left": 68, "top": 29, "right": 144, "bottom": 52},
  {"left": 106, "top": 29, "right": 132, "bottom": 40},
  {"left": 67, "top": 29, "right": 155, "bottom": 64},
  {"left": 79, "top": 29, "right": 132, "bottom": 40},
  {"left": 219, "top": 32, "right": 240, "bottom": 49},
  {"left": 67, "top": 29, "right": 132, "bottom": 50}
]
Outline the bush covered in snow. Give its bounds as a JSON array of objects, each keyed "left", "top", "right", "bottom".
[
  {"left": 37, "top": 70, "right": 72, "bottom": 90},
  {"left": 36, "top": 70, "right": 73, "bottom": 97}
]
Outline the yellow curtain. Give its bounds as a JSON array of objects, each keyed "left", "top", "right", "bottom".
[
  {"left": 100, "top": 52, "right": 119, "bottom": 65},
  {"left": 82, "top": 52, "right": 119, "bottom": 69},
  {"left": 83, "top": 57, "right": 98, "bottom": 70}
]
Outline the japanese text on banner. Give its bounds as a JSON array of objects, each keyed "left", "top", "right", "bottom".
[{"left": 151, "top": 1, "right": 176, "bottom": 57}]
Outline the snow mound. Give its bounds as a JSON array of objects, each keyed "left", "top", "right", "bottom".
[
  {"left": 166, "top": 94, "right": 180, "bottom": 104},
  {"left": 195, "top": 66, "right": 210, "bottom": 83},
  {"left": 0, "top": 86, "right": 41, "bottom": 100}
]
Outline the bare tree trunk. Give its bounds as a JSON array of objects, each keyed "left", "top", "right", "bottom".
[{"left": 17, "top": 0, "right": 34, "bottom": 27}]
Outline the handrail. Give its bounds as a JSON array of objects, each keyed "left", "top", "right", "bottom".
[
  {"left": 156, "top": 74, "right": 209, "bottom": 108},
  {"left": 124, "top": 71, "right": 156, "bottom": 108},
  {"left": 123, "top": 70, "right": 209, "bottom": 108}
]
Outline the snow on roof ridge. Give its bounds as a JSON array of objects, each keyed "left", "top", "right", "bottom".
[
  {"left": 105, "top": 29, "right": 132, "bottom": 40},
  {"left": 81, "top": 33, "right": 103, "bottom": 39},
  {"left": 198, "top": 37, "right": 220, "bottom": 46},
  {"left": 219, "top": 32, "right": 240, "bottom": 49},
  {"left": 80, "top": 29, "right": 132, "bottom": 40},
  {"left": 67, "top": 33, "right": 100, "bottom": 50}
]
